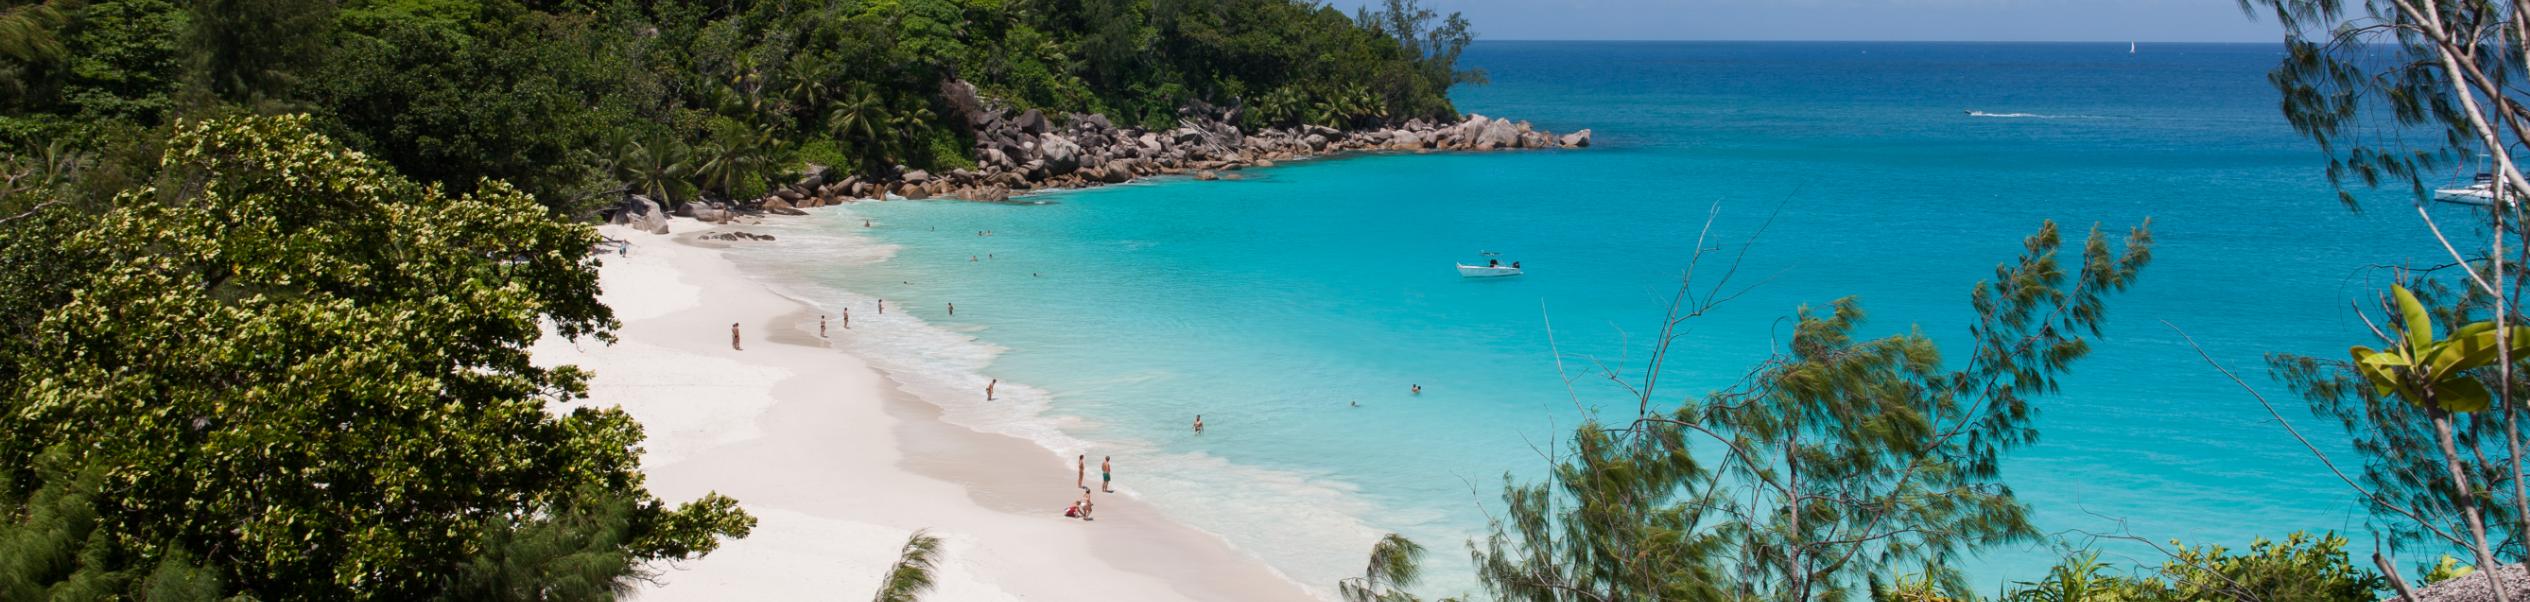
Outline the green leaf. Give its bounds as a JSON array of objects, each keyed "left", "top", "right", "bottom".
[
  {"left": 2396, "top": 285, "right": 2434, "bottom": 350},
  {"left": 2431, "top": 378, "right": 2493, "bottom": 413}
]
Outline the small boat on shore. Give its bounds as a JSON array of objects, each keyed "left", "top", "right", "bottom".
[{"left": 2436, "top": 173, "right": 2501, "bottom": 206}]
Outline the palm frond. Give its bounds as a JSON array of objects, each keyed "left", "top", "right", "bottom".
[{"left": 872, "top": 529, "right": 943, "bottom": 602}]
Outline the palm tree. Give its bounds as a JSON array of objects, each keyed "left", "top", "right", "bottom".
[
  {"left": 888, "top": 101, "right": 936, "bottom": 164},
  {"left": 871, "top": 529, "right": 942, "bottom": 602},
  {"left": 0, "top": 0, "right": 71, "bottom": 64},
  {"left": 1339, "top": 533, "right": 1428, "bottom": 602},
  {"left": 826, "top": 86, "right": 889, "bottom": 167},
  {"left": 613, "top": 135, "right": 691, "bottom": 206}
]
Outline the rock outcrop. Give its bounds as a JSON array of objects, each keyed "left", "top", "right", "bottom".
[
  {"left": 628, "top": 81, "right": 1591, "bottom": 228},
  {"left": 606, "top": 195, "right": 672, "bottom": 234}
]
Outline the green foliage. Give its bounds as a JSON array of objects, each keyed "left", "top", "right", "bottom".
[
  {"left": 8, "top": 0, "right": 1472, "bottom": 211},
  {"left": 1360, "top": 220, "right": 2152, "bottom": 601},
  {"left": 183, "top": 0, "right": 334, "bottom": 104},
  {"left": 2347, "top": 285, "right": 2530, "bottom": 413},
  {"left": 0, "top": 115, "right": 753, "bottom": 598},
  {"left": 1999, "top": 532, "right": 2382, "bottom": 602},
  {"left": 2425, "top": 554, "right": 2473, "bottom": 584},
  {"left": 872, "top": 529, "right": 942, "bottom": 602},
  {"left": 2004, "top": 552, "right": 2143, "bottom": 602},
  {"left": 1340, "top": 533, "right": 1427, "bottom": 602},
  {"left": 440, "top": 487, "right": 645, "bottom": 602},
  {"left": 1871, "top": 572, "right": 1968, "bottom": 602},
  {"left": 2144, "top": 532, "right": 2382, "bottom": 601}
]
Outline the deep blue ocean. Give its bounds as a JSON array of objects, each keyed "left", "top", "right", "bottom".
[{"left": 725, "top": 41, "right": 2474, "bottom": 594}]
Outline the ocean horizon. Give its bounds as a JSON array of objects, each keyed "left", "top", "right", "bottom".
[{"left": 721, "top": 40, "right": 2460, "bottom": 594}]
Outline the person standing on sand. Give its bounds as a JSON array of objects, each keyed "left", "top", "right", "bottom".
[
  {"left": 1077, "top": 454, "right": 1086, "bottom": 488},
  {"left": 842, "top": 308, "right": 851, "bottom": 329},
  {"left": 986, "top": 378, "right": 997, "bottom": 401},
  {"left": 730, "top": 322, "right": 742, "bottom": 351},
  {"left": 1101, "top": 457, "right": 1112, "bottom": 493},
  {"left": 878, "top": 299, "right": 884, "bottom": 314},
  {"left": 819, "top": 315, "right": 827, "bottom": 337}
]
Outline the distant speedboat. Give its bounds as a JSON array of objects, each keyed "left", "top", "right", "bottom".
[
  {"left": 2436, "top": 173, "right": 2501, "bottom": 206},
  {"left": 1459, "top": 252, "right": 1523, "bottom": 277}
]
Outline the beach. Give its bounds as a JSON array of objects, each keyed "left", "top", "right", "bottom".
[{"left": 529, "top": 223, "right": 1316, "bottom": 601}]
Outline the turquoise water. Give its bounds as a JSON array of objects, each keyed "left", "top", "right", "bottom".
[{"left": 726, "top": 42, "right": 2476, "bottom": 594}]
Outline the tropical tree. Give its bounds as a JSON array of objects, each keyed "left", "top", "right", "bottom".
[
  {"left": 2244, "top": 0, "right": 2530, "bottom": 590},
  {"left": 2351, "top": 284, "right": 2530, "bottom": 589},
  {"left": 2003, "top": 552, "right": 2135, "bottom": 602},
  {"left": 0, "top": 0, "right": 72, "bottom": 104},
  {"left": 615, "top": 134, "right": 694, "bottom": 206},
  {"left": 872, "top": 529, "right": 942, "bottom": 602},
  {"left": 826, "top": 85, "right": 890, "bottom": 167},
  {"left": 183, "top": 0, "right": 334, "bottom": 104},
  {"left": 1339, "top": 533, "right": 1433, "bottom": 602},
  {"left": 1359, "top": 217, "right": 2153, "bottom": 601},
  {"left": 0, "top": 115, "right": 754, "bottom": 598}
]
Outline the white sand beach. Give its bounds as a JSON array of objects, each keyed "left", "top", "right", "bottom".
[{"left": 530, "top": 223, "right": 1318, "bottom": 601}]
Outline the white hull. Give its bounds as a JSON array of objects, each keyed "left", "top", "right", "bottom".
[
  {"left": 2437, "top": 185, "right": 2499, "bottom": 206},
  {"left": 1457, "top": 264, "right": 1522, "bottom": 278}
]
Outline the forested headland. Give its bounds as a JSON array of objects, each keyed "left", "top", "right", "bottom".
[{"left": 0, "top": 0, "right": 1556, "bottom": 220}]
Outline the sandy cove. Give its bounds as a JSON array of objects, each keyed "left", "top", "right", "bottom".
[{"left": 530, "top": 223, "right": 1317, "bottom": 601}]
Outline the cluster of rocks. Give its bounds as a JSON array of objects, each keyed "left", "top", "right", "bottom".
[
  {"left": 918, "top": 83, "right": 1590, "bottom": 202},
  {"left": 2392, "top": 564, "right": 2530, "bottom": 602},
  {"left": 607, "top": 79, "right": 1590, "bottom": 227},
  {"left": 700, "top": 231, "right": 777, "bottom": 242}
]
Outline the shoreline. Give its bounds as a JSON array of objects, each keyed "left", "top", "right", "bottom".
[{"left": 533, "top": 224, "right": 1319, "bottom": 600}]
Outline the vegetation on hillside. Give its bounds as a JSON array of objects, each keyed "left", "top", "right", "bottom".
[
  {"left": 0, "top": 115, "right": 754, "bottom": 599},
  {"left": 0, "top": 0, "right": 1481, "bottom": 217}
]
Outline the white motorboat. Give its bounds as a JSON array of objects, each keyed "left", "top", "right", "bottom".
[
  {"left": 1457, "top": 263, "right": 1522, "bottom": 277},
  {"left": 2437, "top": 173, "right": 2500, "bottom": 206}
]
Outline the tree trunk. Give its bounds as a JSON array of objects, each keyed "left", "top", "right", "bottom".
[{"left": 2436, "top": 410, "right": 2511, "bottom": 602}]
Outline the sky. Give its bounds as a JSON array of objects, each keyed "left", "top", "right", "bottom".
[{"left": 1321, "top": 0, "right": 2288, "bottom": 43}]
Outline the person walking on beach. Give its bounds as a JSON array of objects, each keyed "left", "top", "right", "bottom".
[
  {"left": 730, "top": 322, "right": 742, "bottom": 351},
  {"left": 842, "top": 308, "right": 851, "bottom": 329},
  {"left": 878, "top": 299, "right": 885, "bottom": 314},
  {"left": 1100, "top": 457, "right": 1113, "bottom": 493},
  {"left": 986, "top": 378, "right": 997, "bottom": 401},
  {"left": 819, "top": 315, "right": 827, "bottom": 338},
  {"left": 1076, "top": 454, "right": 1086, "bottom": 488}
]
